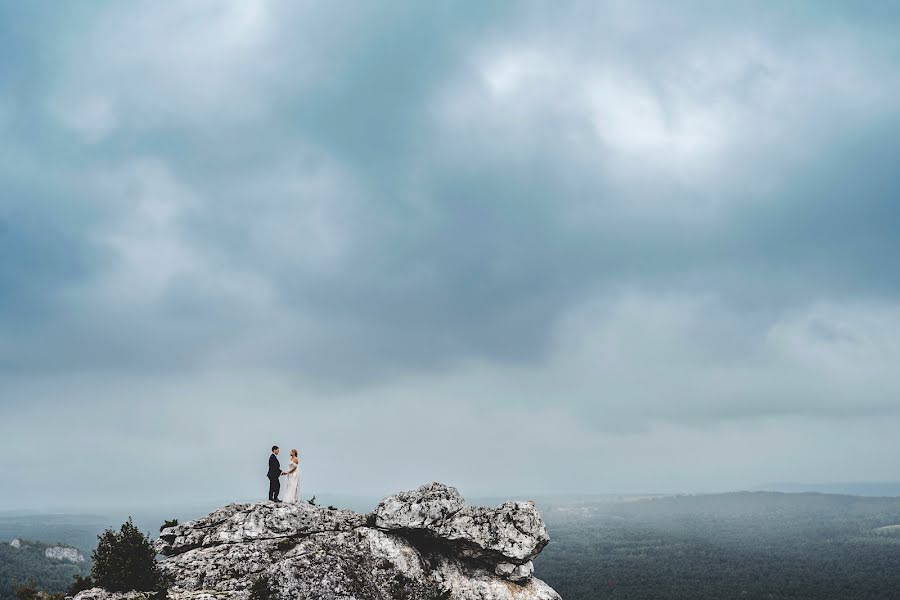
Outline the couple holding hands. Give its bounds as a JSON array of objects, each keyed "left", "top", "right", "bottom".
[{"left": 267, "top": 445, "right": 301, "bottom": 503}]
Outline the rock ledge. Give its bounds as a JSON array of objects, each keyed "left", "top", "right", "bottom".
[{"left": 78, "top": 482, "right": 561, "bottom": 600}]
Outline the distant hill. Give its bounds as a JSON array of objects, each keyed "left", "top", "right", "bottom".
[
  {"left": 0, "top": 514, "right": 108, "bottom": 554},
  {"left": 536, "top": 490, "right": 900, "bottom": 600},
  {"left": 760, "top": 481, "right": 900, "bottom": 497},
  {"left": 0, "top": 538, "right": 90, "bottom": 600}
]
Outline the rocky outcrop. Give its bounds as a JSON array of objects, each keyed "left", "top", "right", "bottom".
[
  {"left": 69, "top": 591, "right": 155, "bottom": 600},
  {"left": 372, "top": 482, "right": 549, "bottom": 578},
  {"left": 9, "top": 538, "right": 21, "bottom": 549},
  {"left": 45, "top": 545, "right": 86, "bottom": 563},
  {"left": 147, "top": 482, "right": 560, "bottom": 600}
]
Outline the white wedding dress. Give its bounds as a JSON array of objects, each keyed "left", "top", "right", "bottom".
[{"left": 283, "top": 459, "right": 301, "bottom": 503}]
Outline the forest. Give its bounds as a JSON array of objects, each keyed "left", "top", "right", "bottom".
[
  {"left": 0, "top": 539, "right": 89, "bottom": 600},
  {"left": 534, "top": 491, "right": 900, "bottom": 599}
]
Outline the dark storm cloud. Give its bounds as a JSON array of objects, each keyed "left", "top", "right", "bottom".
[{"left": 1, "top": 2, "right": 900, "bottom": 454}]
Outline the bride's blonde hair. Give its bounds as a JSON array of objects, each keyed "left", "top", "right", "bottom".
[{"left": 291, "top": 449, "right": 298, "bottom": 457}]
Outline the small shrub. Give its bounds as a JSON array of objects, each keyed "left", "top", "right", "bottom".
[
  {"left": 306, "top": 496, "right": 317, "bottom": 506},
  {"left": 68, "top": 575, "right": 95, "bottom": 596},
  {"left": 275, "top": 538, "right": 295, "bottom": 552},
  {"left": 159, "top": 519, "right": 178, "bottom": 532},
  {"left": 327, "top": 506, "right": 337, "bottom": 511},
  {"left": 249, "top": 575, "right": 274, "bottom": 600},
  {"left": 14, "top": 582, "right": 40, "bottom": 600},
  {"left": 13, "top": 583, "right": 62, "bottom": 600}
]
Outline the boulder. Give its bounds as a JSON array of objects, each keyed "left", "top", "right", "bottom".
[{"left": 373, "top": 482, "right": 550, "bottom": 565}]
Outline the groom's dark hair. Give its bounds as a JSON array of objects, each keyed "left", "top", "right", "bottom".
[{"left": 272, "top": 445, "right": 279, "bottom": 452}]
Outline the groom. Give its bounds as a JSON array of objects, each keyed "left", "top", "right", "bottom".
[{"left": 268, "top": 445, "right": 285, "bottom": 502}]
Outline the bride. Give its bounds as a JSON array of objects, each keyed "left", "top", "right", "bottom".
[{"left": 283, "top": 449, "right": 301, "bottom": 503}]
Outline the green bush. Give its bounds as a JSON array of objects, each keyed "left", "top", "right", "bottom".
[
  {"left": 248, "top": 575, "right": 274, "bottom": 600},
  {"left": 0, "top": 539, "right": 90, "bottom": 600},
  {"left": 67, "top": 575, "right": 94, "bottom": 597},
  {"left": 91, "top": 518, "right": 168, "bottom": 595},
  {"left": 14, "top": 582, "right": 39, "bottom": 600},
  {"left": 13, "top": 583, "right": 62, "bottom": 600}
]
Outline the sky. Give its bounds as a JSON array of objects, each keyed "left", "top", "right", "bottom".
[{"left": 2, "top": 1, "right": 900, "bottom": 511}]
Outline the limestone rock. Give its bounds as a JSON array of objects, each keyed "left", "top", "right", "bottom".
[
  {"left": 72, "top": 590, "right": 155, "bottom": 600},
  {"left": 433, "top": 557, "right": 560, "bottom": 600},
  {"left": 495, "top": 561, "right": 535, "bottom": 583},
  {"left": 46, "top": 545, "right": 86, "bottom": 563},
  {"left": 372, "top": 481, "right": 466, "bottom": 529},
  {"left": 147, "top": 482, "right": 561, "bottom": 600},
  {"left": 156, "top": 501, "right": 365, "bottom": 557},
  {"left": 373, "top": 482, "right": 550, "bottom": 565}
]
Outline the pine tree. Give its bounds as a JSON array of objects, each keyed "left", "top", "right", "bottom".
[{"left": 91, "top": 518, "right": 168, "bottom": 595}]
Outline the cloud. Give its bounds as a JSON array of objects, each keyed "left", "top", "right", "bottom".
[
  {"left": 1, "top": 1, "right": 900, "bottom": 505},
  {"left": 5, "top": 1, "right": 900, "bottom": 383},
  {"left": 49, "top": 1, "right": 280, "bottom": 141}
]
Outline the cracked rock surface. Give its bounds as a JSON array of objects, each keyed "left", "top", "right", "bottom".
[
  {"left": 141, "top": 482, "right": 561, "bottom": 600},
  {"left": 373, "top": 482, "right": 550, "bottom": 567}
]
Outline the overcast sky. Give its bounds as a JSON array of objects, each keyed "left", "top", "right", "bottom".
[{"left": 2, "top": 1, "right": 900, "bottom": 511}]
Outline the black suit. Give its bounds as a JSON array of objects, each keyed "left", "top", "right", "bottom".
[{"left": 268, "top": 453, "right": 281, "bottom": 501}]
